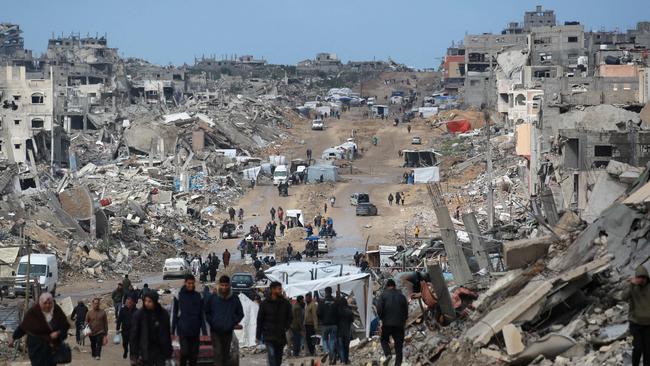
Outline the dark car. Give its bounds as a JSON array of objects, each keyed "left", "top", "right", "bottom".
[
  {"left": 356, "top": 202, "right": 378, "bottom": 216},
  {"left": 231, "top": 273, "right": 255, "bottom": 298},
  {"left": 173, "top": 334, "right": 239, "bottom": 365}
]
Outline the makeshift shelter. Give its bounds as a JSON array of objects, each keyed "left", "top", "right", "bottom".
[
  {"left": 306, "top": 164, "right": 339, "bottom": 182},
  {"left": 283, "top": 273, "right": 373, "bottom": 337},
  {"left": 446, "top": 119, "right": 472, "bottom": 133},
  {"left": 403, "top": 150, "right": 439, "bottom": 167},
  {"left": 285, "top": 209, "right": 305, "bottom": 227},
  {"left": 321, "top": 148, "right": 344, "bottom": 160},
  {"left": 241, "top": 166, "right": 261, "bottom": 181}
]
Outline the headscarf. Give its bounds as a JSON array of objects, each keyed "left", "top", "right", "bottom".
[{"left": 39, "top": 292, "right": 54, "bottom": 322}]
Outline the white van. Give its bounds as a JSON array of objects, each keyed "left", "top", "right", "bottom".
[
  {"left": 14, "top": 254, "right": 58, "bottom": 296},
  {"left": 273, "top": 165, "right": 289, "bottom": 185}
]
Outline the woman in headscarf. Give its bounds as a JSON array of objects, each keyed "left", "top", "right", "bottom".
[{"left": 11, "top": 292, "right": 70, "bottom": 366}]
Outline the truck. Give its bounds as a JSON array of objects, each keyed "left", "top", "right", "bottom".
[{"left": 14, "top": 254, "right": 58, "bottom": 296}]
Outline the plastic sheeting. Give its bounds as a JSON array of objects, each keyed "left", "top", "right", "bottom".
[
  {"left": 241, "top": 166, "right": 261, "bottom": 181},
  {"left": 283, "top": 273, "right": 373, "bottom": 337},
  {"left": 413, "top": 167, "right": 440, "bottom": 183},
  {"left": 446, "top": 119, "right": 472, "bottom": 133},
  {"left": 265, "top": 262, "right": 361, "bottom": 284},
  {"left": 234, "top": 293, "right": 259, "bottom": 348}
]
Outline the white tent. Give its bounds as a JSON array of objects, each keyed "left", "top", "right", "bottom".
[
  {"left": 283, "top": 273, "right": 373, "bottom": 337},
  {"left": 241, "top": 166, "right": 261, "bottom": 181},
  {"left": 234, "top": 293, "right": 259, "bottom": 348}
]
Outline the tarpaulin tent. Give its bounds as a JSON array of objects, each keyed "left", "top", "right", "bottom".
[
  {"left": 241, "top": 166, "right": 261, "bottom": 181},
  {"left": 446, "top": 119, "right": 472, "bottom": 133},
  {"left": 234, "top": 293, "right": 259, "bottom": 347},
  {"left": 306, "top": 164, "right": 339, "bottom": 182},
  {"left": 283, "top": 273, "right": 373, "bottom": 337},
  {"left": 413, "top": 166, "right": 440, "bottom": 183}
]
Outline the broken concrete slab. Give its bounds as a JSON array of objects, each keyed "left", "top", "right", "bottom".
[
  {"left": 583, "top": 171, "right": 627, "bottom": 223},
  {"left": 503, "top": 235, "right": 554, "bottom": 269},
  {"left": 59, "top": 186, "right": 94, "bottom": 221},
  {"left": 152, "top": 190, "right": 172, "bottom": 204},
  {"left": 511, "top": 333, "right": 577, "bottom": 365},
  {"left": 473, "top": 269, "right": 524, "bottom": 312},
  {"left": 464, "top": 279, "right": 553, "bottom": 346},
  {"left": 503, "top": 323, "right": 525, "bottom": 356}
]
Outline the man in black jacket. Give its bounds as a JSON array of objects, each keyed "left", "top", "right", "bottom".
[
  {"left": 116, "top": 296, "right": 137, "bottom": 359},
  {"left": 317, "top": 287, "right": 339, "bottom": 365},
  {"left": 130, "top": 292, "right": 173, "bottom": 366},
  {"left": 377, "top": 279, "right": 408, "bottom": 366},
  {"left": 172, "top": 275, "right": 206, "bottom": 366},
  {"left": 70, "top": 300, "right": 88, "bottom": 345},
  {"left": 205, "top": 275, "right": 244, "bottom": 365},
  {"left": 256, "top": 281, "right": 292, "bottom": 366},
  {"left": 337, "top": 297, "right": 354, "bottom": 364}
]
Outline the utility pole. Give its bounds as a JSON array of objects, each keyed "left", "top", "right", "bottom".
[{"left": 484, "top": 52, "right": 495, "bottom": 229}]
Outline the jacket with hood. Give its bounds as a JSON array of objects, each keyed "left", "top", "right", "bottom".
[
  {"left": 290, "top": 302, "right": 305, "bottom": 331},
  {"left": 623, "top": 265, "right": 650, "bottom": 325},
  {"left": 130, "top": 293, "right": 173, "bottom": 362},
  {"left": 256, "top": 296, "right": 292, "bottom": 343},
  {"left": 13, "top": 303, "right": 70, "bottom": 366},
  {"left": 377, "top": 287, "right": 408, "bottom": 327},
  {"left": 337, "top": 299, "right": 355, "bottom": 338},
  {"left": 205, "top": 289, "right": 244, "bottom": 334},
  {"left": 317, "top": 295, "right": 338, "bottom": 326},
  {"left": 172, "top": 286, "right": 207, "bottom": 337}
]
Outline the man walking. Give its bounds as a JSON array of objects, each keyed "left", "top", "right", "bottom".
[
  {"left": 304, "top": 293, "right": 318, "bottom": 356},
  {"left": 122, "top": 274, "right": 132, "bottom": 294},
  {"left": 337, "top": 297, "right": 354, "bottom": 365},
  {"left": 377, "top": 279, "right": 408, "bottom": 366},
  {"left": 209, "top": 259, "right": 218, "bottom": 282},
  {"left": 270, "top": 207, "right": 276, "bottom": 221},
  {"left": 85, "top": 298, "right": 108, "bottom": 360},
  {"left": 395, "top": 192, "right": 401, "bottom": 206},
  {"left": 257, "top": 281, "right": 292, "bottom": 366},
  {"left": 223, "top": 249, "right": 231, "bottom": 268},
  {"left": 111, "top": 282, "right": 125, "bottom": 316},
  {"left": 291, "top": 295, "right": 305, "bottom": 357},
  {"left": 116, "top": 296, "right": 137, "bottom": 359},
  {"left": 206, "top": 276, "right": 244, "bottom": 365},
  {"left": 70, "top": 300, "right": 88, "bottom": 345},
  {"left": 414, "top": 225, "right": 420, "bottom": 239},
  {"left": 317, "top": 287, "right": 339, "bottom": 364},
  {"left": 388, "top": 193, "right": 394, "bottom": 206},
  {"left": 130, "top": 292, "right": 173, "bottom": 366},
  {"left": 228, "top": 207, "right": 236, "bottom": 221},
  {"left": 238, "top": 208, "right": 244, "bottom": 221},
  {"left": 623, "top": 265, "right": 650, "bottom": 366},
  {"left": 172, "top": 275, "right": 206, "bottom": 366}
]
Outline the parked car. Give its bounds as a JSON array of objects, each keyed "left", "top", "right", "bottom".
[
  {"left": 162, "top": 258, "right": 191, "bottom": 279},
  {"left": 350, "top": 193, "right": 370, "bottom": 206},
  {"left": 273, "top": 165, "right": 289, "bottom": 185},
  {"left": 411, "top": 136, "right": 422, "bottom": 145},
  {"left": 172, "top": 334, "right": 239, "bottom": 366},
  {"left": 356, "top": 202, "right": 378, "bottom": 216},
  {"left": 317, "top": 239, "right": 329, "bottom": 253},
  {"left": 14, "top": 254, "right": 58, "bottom": 296},
  {"left": 231, "top": 272, "right": 255, "bottom": 298},
  {"left": 311, "top": 119, "right": 324, "bottom": 130}
]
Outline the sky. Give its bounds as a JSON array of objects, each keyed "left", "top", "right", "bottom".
[{"left": 5, "top": 0, "right": 650, "bottom": 69}]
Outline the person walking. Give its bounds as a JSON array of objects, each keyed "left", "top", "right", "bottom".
[
  {"left": 277, "top": 206, "right": 284, "bottom": 222},
  {"left": 116, "top": 296, "right": 137, "bottom": 359},
  {"left": 256, "top": 281, "right": 292, "bottom": 366},
  {"left": 209, "top": 260, "right": 217, "bottom": 283},
  {"left": 122, "top": 274, "right": 132, "bottom": 294},
  {"left": 330, "top": 196, "right": 336, "bottom": 208},
  {"left": 317, "top": 287, "right": 339, "bottom": 364},
  {"left": 324, "top": 203, "right": 328, "bottom": 214},
  {"left": 401, "top": 193, "right": 405, "bottom": 206},
  {"left": 85, "top": 298, "right": 109, "bottom": 360},
  {"left": 238, "top": 208, "right": 244, "bottom": 221},
  {"left": 623, "top": 265, "right": 650, "bottom": 366},
  {"left": 223, "top": 249, "right": 231, "bottom": 268},
  {"left": 337, "top": 297, "right": 354, "bottom": 365},
  {"left": 71, "top": 300, "right": 88, "bottom": 345},
  {"left": 388, "top": 193, "right": 394, "bottom": 206},
  {"left": 414, "top": 225, "right": 420, "bottom": 239},
  {"left": 130, "top": 292, "right": 173, "bottom": 366},
  {"left": 206, "top": 275, "right": 244, "bottom": 365},
  {"left": 291, "top": 295, "right": 305, "bottom": 357},
  {"left": 307, "top": 148, "right": 312, "bottom": 161},
  {"left": 407, "top": 124, "right": 411, "bottom": 134},
  {"left": 10, "top": 293, "right": 70, "bottom": 366},
  {"left": 112, "top": 282, "right": 125, "bottom": 316},
  {"left": 377, "top": 279, "right": 408, "bottom": 366},
  {"left": 395, "top": 192, "right": 401, "bottom": 206},
  {"left": 270, "top": 207, "right": 276, "bottom": 221},
  {"left": 304, "top": 293, "right": 318, "bottom": 356},
  {"left": 228, "top": 207, "right": 236, "bottom": 221},
  {"left": 172, "top": 275, "right": 206, "bottom": 366}
]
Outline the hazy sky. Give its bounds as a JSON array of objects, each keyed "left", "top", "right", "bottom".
[{"left": 5, "top": 0, "right": 649, "bottom": 68}]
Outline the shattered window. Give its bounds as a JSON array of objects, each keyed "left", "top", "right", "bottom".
[{"left": 594, "top": 145, "right": 613, "bottom": 157}]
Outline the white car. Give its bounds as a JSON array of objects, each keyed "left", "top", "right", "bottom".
[
  {"left": 163, "top": 258, "right": 190, "bottom": 279},
  {"left": 317, "top": 239, "right": 329, "bottom": 253},
  {"left": 411, "top": 136, "right": 422, "bottom": 145},
  {"left": 312, "top": 119, "right": 324, "bottom": 130}
]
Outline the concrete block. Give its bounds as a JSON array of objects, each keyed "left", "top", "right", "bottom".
[
  {"left": 503, "top": 324, "right": 525, "bottom": 356},
  {"left": 503, "top": 235, "right": 553, "bottom": 269}
]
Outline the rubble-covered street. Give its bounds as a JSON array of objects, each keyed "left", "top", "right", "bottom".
[{"left": 2, "top": 2, "right": 650, "bottom": 366}]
